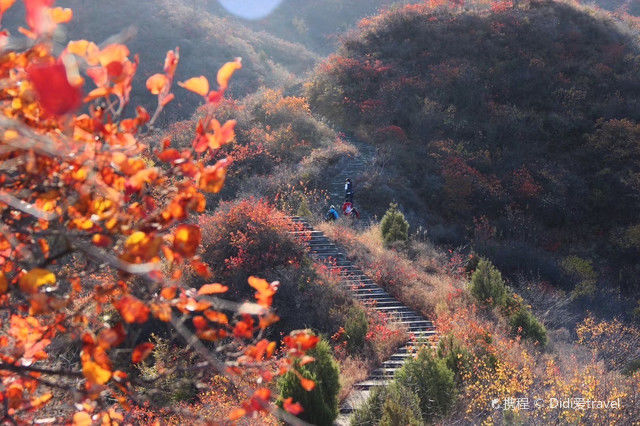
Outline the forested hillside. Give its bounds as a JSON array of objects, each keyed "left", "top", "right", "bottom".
[{"left": 308, "top": 0, "right": 640, "bottom": 303}]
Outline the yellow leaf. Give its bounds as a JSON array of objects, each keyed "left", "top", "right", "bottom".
[
  {"left": 19, "top": 268, "right": 55, "bottom": 294},
  {"left": 217, "top": 57, "right": 242, "bottom": 90},
  {"left": 146, "top": 73, "right": 168, "bottom": 95},
  {"left": 82, "top": 360, "right": 111, "bottom": 384},
  {"left": 49, "top": 7, "right": 73, "bottom": 24},
  {"left": 178, "top": 76, "right": 209, "bottom": 97}
]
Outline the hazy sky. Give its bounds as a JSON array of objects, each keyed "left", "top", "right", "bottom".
[{"left": 217, "top": 0, "right": 284, "bottom": 20}]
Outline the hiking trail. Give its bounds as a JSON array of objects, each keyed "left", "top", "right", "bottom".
[{"left": 289, "top": 137, "right": 438, "bottom": 425}]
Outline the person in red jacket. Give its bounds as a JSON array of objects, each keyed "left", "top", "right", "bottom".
[{"left": 342, "top": 201, "right": 360, "bottom": 219}]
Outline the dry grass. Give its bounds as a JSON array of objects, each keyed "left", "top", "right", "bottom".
[
  {"left": 317, "top": 222, "right": 463, "bottom": 319},
  {"left": 337, "top": 356, "right": 369, "bottom": 401}
]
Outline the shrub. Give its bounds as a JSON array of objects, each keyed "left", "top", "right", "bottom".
[
  {"left": 278, "top": 338, "right": 341, "bottom": 425},
  {"left": 136, "top": 335, "right": 200, "bottom": 405},
  {"left": 561, "top": 255, "right": 597, "bottom": 299},
  {"left": 380, "top": 203, "right": 410, "bottom": 246},
  {"left": 395, "top": 347, "right": 457, "bottom": 422},
  {"left": 436, "top": 334, "right": 471, "bottom": 384},
  {"left": 199, "top": 198, "right": 307, "bottom": 289},
  {"left": 351, "top": 382, "right": 421, "bottom": 426},
  {"left": 509, "top": 307, "right": 548, "bottom": 347},
  {"left": 344, "top": 305, "right": 368, "bottom": 353},
  {"left": 623, "top": 359, "right": 640, "bottom": 376},
  {"left": 470, "top": 258, "right": 508, "bottom": 307}
]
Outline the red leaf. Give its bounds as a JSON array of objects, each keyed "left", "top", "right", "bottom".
[
  {"left": 283, "top": 397, "right": 304, "bottom": 415},
  {"left": 115, "top": 295, "right": 149, "bottom": 323},
  {"left": 27, "top": 61, "right": 82, "bottom": 115},
  {"left": 131, "top": 342, "right": 154, "bottom": 363}
]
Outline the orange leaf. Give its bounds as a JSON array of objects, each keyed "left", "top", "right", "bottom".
[
  {"left": 217, "top": 57, "right": 242, "bottom": 90},
  {"left": 198, "top": 283, "right": 228, "bottom": 295},
  {"left": 82, "top": 359, "right": 111, "bottom": 384},
  {"left": 300, "top": 377, "right": 315, "bottom": 391},
  {"left": 146, "top": 73, "right": 169, "bottom": 95},
  {"left": 115, "top": 295, "right": 149, "bottom": 323},
  {"left": 19, "top": 268, "right": 55, "bottom": 294},
  {"left": 191, "top": 259, "right": 212, "bottom": 278},
  {"left": 199, "top": 158, "right": 229, "bottom": 193},
  {"left": 97, "top": 44, "right": 129, "bottom": 67},
  {"left": 160, "top": 286, "right": 177, "bottom": 300},
  {"left": 150, "top": 302, "right": 172, "bottom": 322},
  {"left": 203, "top": 309, "right": 228, "bottom": 324},
  {"left": 84, "top": 87, "right": 110, "bottom": 102},
  {"left": 283, "top": 397, "right": 303, "bottom": 415},
  {"left": 131, "top": 342, "right": 154, "bottom": 363},
  {"left": 228, "top": 408, "right": 246, "bottom": 421},
  {"left": 30, "top": 392, "right": 52, "bottom": 408},
  {"left": 173, "top": 224, "right": 201, "bottom": 257},
  {"left": 193, "top": 315, "right": 207, "bottom": 331},
  {"left": 72, "top": 412, "right": 92, "bottom": 426},
  {"left": 49, "top": 7, "right": 72, "bottom": 24},
  {"left": 0, "top": 0, "right": 15, "bottom": 16},
  {"left": 0, "top": 272, "right": 7, "bottom": 294},
  {"left": 178, "top": 76, "right": 209, "bottom": 97}
]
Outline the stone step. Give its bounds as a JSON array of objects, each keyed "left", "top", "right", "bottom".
[{"left": 354, "top": 379, "right": 389, "bottom": 390}]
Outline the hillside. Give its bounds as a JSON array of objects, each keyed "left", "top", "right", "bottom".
[
  {"left": 308, "top": 0, "right": 640, "bottom": 305},
  {"left": 2, "top": 0, "right": 318, "bottom": 123},
  {"left": 240, "top": 0, "right": 411, "bottom": 54}
]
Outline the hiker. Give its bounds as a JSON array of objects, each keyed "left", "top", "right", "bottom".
[
  {"left": 345, "top": 178, "right": 354, "bottom": 203},
  {"left": 342, "top": 201, "right": 360, "bottom": 219},
  {"left": 326, "top": 205, "right": 339, "bottom": 221}
]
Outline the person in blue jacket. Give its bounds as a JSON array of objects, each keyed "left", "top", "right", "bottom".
[{"left": 326, "top": 205, "right": 339, "bottom": 221}]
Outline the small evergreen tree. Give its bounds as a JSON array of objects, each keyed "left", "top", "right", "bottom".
[
  {"left": 351, "top": 382, "right": 421, "bottom": 426},
  {"left": 278, "top": 338, "right": 340, "bottom": 425},
  {"left": 395, "top": 347, "right": 456, "bottom": 422},
  {"left": 380, "top": 203, "right": 409, "bottom": 246},
  {"left": 344, "top": 305, "right": 368, "bottom": 353},
  {"left": 510, "top": 307, "right": 548, "bottom": 347},
  {"left": 436, "top": 334, "right": 471, "bottom": 385},
  {"left": 470, "top": 258, "right": 508, "bottom": 307}
]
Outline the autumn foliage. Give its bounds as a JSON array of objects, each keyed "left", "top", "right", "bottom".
[{"left": 0, "top": 2, "right": 317, "bottom": 424}]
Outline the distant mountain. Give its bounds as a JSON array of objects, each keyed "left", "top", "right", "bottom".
[
  {"left": 216, "top": 0, "right": 412, "bottom": 54},
  {"left": 308, "top": 0, "right": 640, "bottom": 300},
  {"left": 3, "top": 0, "right": 318, "bottom": 122}
]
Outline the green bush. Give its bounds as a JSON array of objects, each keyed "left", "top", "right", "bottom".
[
  {"left": 136, "top": 335, "right": 199, "bottom": 405},
  {"left": 622, "top": 358, "right": 640, "bottom": 376},
  {"left": 470, "top": 258, "right": 508, "bottom": 307},
  {"left": 561, "top": 255, "right": 597, "bottom": 299},
  {"left": 380, "top": 203, "right": 409, "bottom": 246},
  {"left": 509, "top": 307, "right": 548, "bottom": 347},
  {"left": 351, "top": 382, "right": 421, "bottom": 426},
  {"left": 436, "top": 334, "right": 471, "bottom": 385},
  {"left": 395, "top": 348, "right": 456, "bottom": 422},
  {"left": 278, "top": 338, "right": 340, "bottom": 425},
  {"left": 344, "top": 306, "right": 368, "bottom": 353}
]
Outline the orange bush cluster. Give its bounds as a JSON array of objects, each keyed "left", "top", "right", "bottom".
[{"left": 0, "top": 2, "right": 316, "bottom": 424}]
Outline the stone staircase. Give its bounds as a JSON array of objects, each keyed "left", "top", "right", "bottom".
[{"left": 288, "top": 216, "right": 438, "bottom": 425}]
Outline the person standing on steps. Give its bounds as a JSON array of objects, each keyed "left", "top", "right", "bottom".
[
  {"left": 326, "top": 205, "right": 339, "bottom": 221},
  {"left": 345, "top": 178, "right": 354, "bottom": 203}
]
